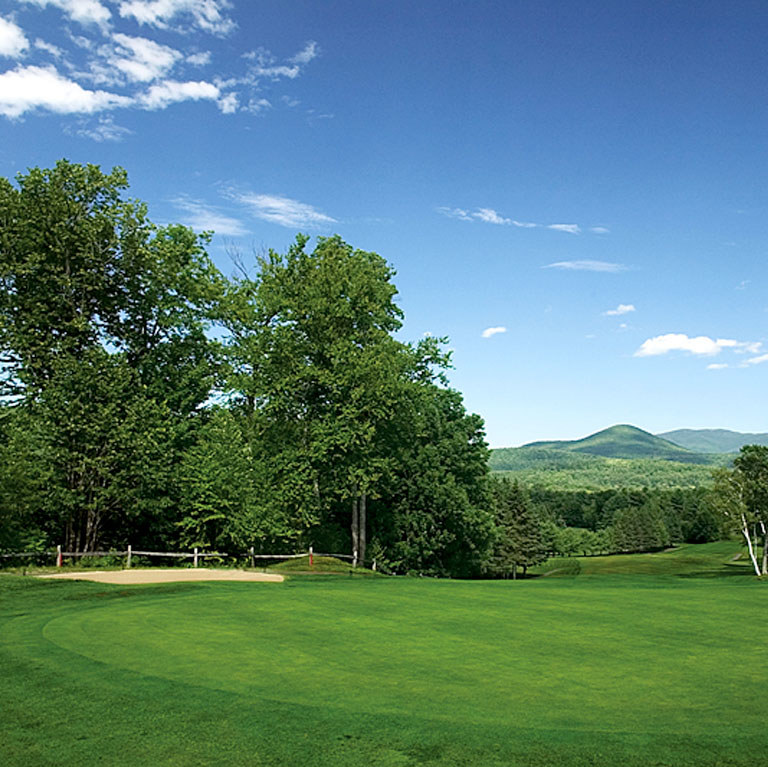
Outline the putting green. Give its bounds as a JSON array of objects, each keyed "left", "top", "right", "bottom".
[{"left": 3, "top": 549, "right": 767, "bottom": 767}]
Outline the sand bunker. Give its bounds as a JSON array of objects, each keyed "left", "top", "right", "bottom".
[{"left": 38, "top": 569, "right": 284, "bottom": 585}]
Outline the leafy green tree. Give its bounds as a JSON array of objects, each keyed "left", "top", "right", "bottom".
[
  {"left": 0, "top": 161, "right": 223, "bottom": 551},
  {"left": 222, "top": 235, "right": 467, "bottom": 564},
  {"left": 377, "top": 385, "right": 494, "bottom": 577},
  {"left": 32, "top": 349, "right": 172, "bottom": 552},
  {"left": 713, "top": 445, "right": 768, "bottom": 575}
]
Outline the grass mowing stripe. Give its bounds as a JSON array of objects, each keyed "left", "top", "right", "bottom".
[{"left": 2, "top": 544, "right": 767, "bottom": 767}]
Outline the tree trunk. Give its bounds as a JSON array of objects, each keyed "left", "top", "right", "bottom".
[
  {"left": 761, "top": 521, "right": 768, "bottom": 576},
  {"left": 740, "top": 513, "right": 761, "bottom": 576},
  {"left": 351, "top": 496, "right": 359, "bottom": 566},
  {"left": 359, "top": 491, "right": 367, "bottom": 567}
]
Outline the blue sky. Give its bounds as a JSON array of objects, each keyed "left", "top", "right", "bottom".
[{"left": 2, "top": 0, "right": 768, "bottom": 446}]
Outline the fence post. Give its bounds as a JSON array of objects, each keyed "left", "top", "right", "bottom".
[
  {"left": 193, "top": 547, "right": 199, "bottom": 568},
  {"left": 56, "top": 545, "right": 62, "bottom": 568},
  {"left": 126, "top": 545, "right": 132, "bottom": 569},
  {"left": 249, "top": 546, "right": 255, "bottom": 568},
  {"left": 309, "top": 546, "right": 313, "bottom": 567}
]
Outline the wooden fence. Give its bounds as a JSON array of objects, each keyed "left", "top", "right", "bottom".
[{"left": 0, "top": 545, "right": 382, "bottom": 571}]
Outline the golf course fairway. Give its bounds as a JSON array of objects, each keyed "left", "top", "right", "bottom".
[{"left": 2, "top": 543, "right": 766, "bottom": 766}]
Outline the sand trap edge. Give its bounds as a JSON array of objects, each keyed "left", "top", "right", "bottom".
[{"left": 37, "top": 569, "right": 284, "bottom": 585}]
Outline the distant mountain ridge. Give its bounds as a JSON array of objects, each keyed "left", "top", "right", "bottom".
[
  {"left": 488, "top": 424, "right": 737, "bottom": 490},
  {"left": 520, "top": 424, "right": 711, "bottom": 463},
  {"left": 658, "top": 428, "right": 768, "bottom": 454}
]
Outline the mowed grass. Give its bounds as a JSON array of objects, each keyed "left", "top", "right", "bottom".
[{"left": 1, "top": 543, "right": 766, "bottom": 767}]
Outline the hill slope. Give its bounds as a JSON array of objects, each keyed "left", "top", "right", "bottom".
[
  {"left": 659, "top": 428, "right": 768, "bottom": 454},
  {"left": 489, "top": 424, "right": 729, "bottom": 489},
  {"left": 521, "top": 424, "right": 712, "bottom": 463}
]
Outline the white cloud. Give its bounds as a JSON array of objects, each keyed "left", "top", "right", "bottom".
[
  {"left": 745, "top": 353, "right": 768, "bottom": 366},
  {"left": 246, "top": 96, "right": 271, "bottom": 113},
  {"left": 474, "top": 208, "right": 511, "bottom": 225},
  {"left": 34, "top": 38, "right": 65, "bottom": 58},
  {"left": 228, "top": 191, "right": 336, "bottom": 228},
  {"left": 110, "top": 33, "right": 182, "bottom": 82},
  {"left": 69, "top": 114, "right": 132, "bottom": 141},
  {"left": 0, "top": 64, "right": 130, "bottom": 118},
  {"left": 171, "top": 196, "right": 248, "bottom": 235},
  {"left": 21, "top": 0, "right": 111, "bottom": 26},
  {"left": 243, "top": 42, "right": 319, "bottom": 81},
  {"left": 187, "top": 50, "right": 211, "bottom": 66},
  {"left": 707, "top": 363, "right": 729, "bottom": 370},
  {"left": 289, "top": 41, "right": 318, "bottom": 65},
  {"left": 481, "top": 326, "right": 507, "bottom": 339},
  {"left": 634, "top": 334, "right": 760, "bottom": 358},
  {"left": 118, "top": 0, "right": 235, "bottom": 35},
  {"left": 603, "top": 303, "right": 635, "bottom": 316},
  {"left": 436, "top": 206, "right": 472, "bottom": 221},
  {"left": 138, "top": 78, "right": 219, "bottom": 109},
  {"left": 217, "top": 91, "right": 237, "bottom": 113},
  {"left": 544, "top": 260, "right": 627, "bottom": 273},
  {"left": 547, "top": 223, "right": 581, "bottom": 234},
  {"left": 0, "top": 16, "right": 29, "bottom": 58},
  {"left": 437, "top": 208, "right": 604, "bottom": 234}
]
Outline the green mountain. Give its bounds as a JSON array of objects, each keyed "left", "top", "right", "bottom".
[
  {"left": 488, "top": 425, "right": 730, "bottom": 489},
  {"left": 658, "top": 428, "right": 768, "bottom": 454},
  {"left": 520, "top": 424, "right": 712, "bottom": 463}
]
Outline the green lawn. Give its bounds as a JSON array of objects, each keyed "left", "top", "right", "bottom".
[{"left": 2, "top": 543, "right": 766, "bottom": 766}]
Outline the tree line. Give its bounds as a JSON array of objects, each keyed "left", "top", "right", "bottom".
[
  {"left": 0, "top": 161, "right": 494, "bottom": 576},
  {"left": 0, "top": 161, "right": 764, "bottom": 578}
]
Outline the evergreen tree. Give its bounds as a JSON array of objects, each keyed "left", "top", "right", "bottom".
[{"left": 489, "top": 479, "right": 546, "bottom": 578}]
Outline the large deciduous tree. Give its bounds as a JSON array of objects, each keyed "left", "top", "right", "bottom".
[
  {"left": 222, "top": 235, "right": 494, "bottom": 573},
  {"left": 0, "top": 161, "right": 222, "bottom": 551}
]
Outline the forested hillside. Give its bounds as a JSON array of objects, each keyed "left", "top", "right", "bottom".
[
  {"left": 490, "top": 424, "right": 731, "bottom": 490},
  {"left": 659, "top": 428, "right": 768, "bottom": 454},
  {"left": 521, "top": 424, "right": 717, "bottom": 463}
]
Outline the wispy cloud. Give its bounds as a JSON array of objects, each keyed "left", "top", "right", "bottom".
[
  {"left": 745, "top": 353, "right": 768, "bottom": 366},
  {"left": 438, "top": 206, "right": 602, "bottom": 235},
  {"left": 634, "top": 333, "right": 761, "bottom": 358},
  {"left": 590, "top": 226, "right": 610, "bottom": 234},
  {"left": 118, "top": 0, "right": 236, "bottom": 36},
  {"left": 243, "top": 41, "right": 319, "bottom": 80},
  {"left": 603, "top": 303, "right": 635, "bottom": 316},
  {"left": 481, "top": 326, "right": 506, "bottom": 339},
  {"left": 226, "top": 190, "right": 336, "bottom": 229},
  {"left": 0, "top": 16, "right": 29, "bottom": 58},
  {"left": 547, "top": 223, "right": 581, "bottom": 234},
  {"left": 138, "top": 79, "right": 220, "bottom": 109},
  {"left": 21, "top": 0, "right": 111, "bottom": 27},
  {"left": 109, "top": 33, "right": 182, "bottom": 83},
  {"left": 707, "top": 363, "right": 729, "bottom": 370},
  {"left": 474, "top": 208, "right": 511, "bottom": 225},
  {"left": 171, "top": 196, "right": 248, "bottom": 236},
  {"left": 544, "top": 260, "right": 627, "bottom": 273},
  {"left": 289, "top": 41, "right": 318, "bottom": 65},
  {"left": 436, "top": 206, "right": 472, "bottom": 221},
  {"left": 67, "top": 114, "right": 132, "bottom": 141},
  {"left": 1, "top": 5, "right": 320, "bottom": 128}
]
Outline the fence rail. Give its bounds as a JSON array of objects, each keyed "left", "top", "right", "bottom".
[{"left": 0, "top": 545, "right": 383, "bottom": 572}]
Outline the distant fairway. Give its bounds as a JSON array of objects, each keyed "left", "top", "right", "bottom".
[{"left": 2, "top": 543, "right": 767, "bottom": 767}]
